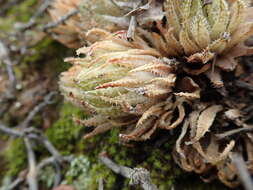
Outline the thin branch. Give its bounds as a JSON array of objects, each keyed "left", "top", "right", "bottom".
[
  {"left": 7, "top": 178, "right": 24, "bottom": 190},
  {"left": 37, "top": 156, "right": 72, "bottom": 171},
  {"left": 0, "top": 123, "right": 23, "bottom": 137},
  {"left": 24, "top": 138, "right": 38, "bottom": 190},
  {"left": 6, "top": 170, "right": 27, "bottom": 190},
  {"left": 37, "top": 156, "right": 73, "bottom": 188},
  {"left": 99, "top": 153, "right": 159, "bottom": 190},
  {"left": 127, "top": 16, "right": 137, "bottom": 41},
  {"left": 42, "top": 8, "right": 80, "bottom": 31},
  {"left": 125, "top": 0, "right": 152, "bottom": 16},
  {"left": 0, "top": 41, "right": 17, "bottom": 116},
  {"left": 18, "top": 91, "right": 57, "bottom": 129},
  {"left": 235, "top": 81, "right": 253, "bottom": 91},
  {"left": 39, "top": 134, "right": 63, "bottom": 163},
  {"left": 216, "top": 126, "right": 253, "bottom": 140},
  {"left": 53, "top": 161, "right": 62, "bottom": 187},
  {"left": 22, "top": 128, "right": 63, "bottom": 163},
  {"left": 0, "top": 124, "right": 62, "bottom": 163},
  {"left": 18, "top": 0, "right": 52, "bottom": 30},
  {"left": 0, "top": 122, "right": 69, "bottom": 189},
  {"left": 98, "top": 178, "right": 104, "bottom": 190},
  {"left": 232, "top": 154, "right": 253, "bottom": 190}
]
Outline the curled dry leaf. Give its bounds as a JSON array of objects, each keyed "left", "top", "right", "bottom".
[
  {"left": 176, "top": 119, "right": 189, "bottom": 158},
  {"left": 174, "top": 77, "right": 200, "bottom": 100},
  {"left": 188, "top": 105, "right": 223, "bottom": 144},
  {"left": 217, "top": 161, "right": 240, "bottom": 188},
  {"left": 193, "top": 138, "right": 235, "bottom": 165}
]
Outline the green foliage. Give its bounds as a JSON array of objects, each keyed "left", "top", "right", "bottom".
[{"left": 4, "top": 139, "right": 27, "bottom": 177}]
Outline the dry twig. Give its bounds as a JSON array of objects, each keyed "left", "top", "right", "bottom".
[
  {"left": 98, "top": 178, "right": 104, "bottom": 190},
  {"left": 17, "top": 0, "right": 52, "bottom": 30},
  {"left": 235, "top": 81, "right": 253, "bottom": 91},
  {"left": 232, "top": 154, "right": 253, "bottom": 190},
  {"left": 99, "top": 153, "right": 159, "bottom": 190},
  {"left": 0, "top": 41, "right": 17, "bottom": 116},
  {"left": 216, "top": 126, "right": 253, "bottom": 140},
  {"left": 42, "top": 8, "right": 80, "bottom": 31},
  {"left": 6, "top": 170, "right": 28, "bottom": 190},
  {"left": 17, "top": 91, "right": 57, "bottom": 129},
  {"left": 0, "top": 91, "right": 67, "bottom": 189},
  {"left": 24, "top": 138, "right": 38, "bottom": 190}
]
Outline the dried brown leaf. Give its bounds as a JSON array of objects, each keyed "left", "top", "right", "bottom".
[
  {"left": 193, "top": 139, "right": 235, "bottom": 164},
  {"left": 190, "top": 105, "right": 223, "bottom": 143}
]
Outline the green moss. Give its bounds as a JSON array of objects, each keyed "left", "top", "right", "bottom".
[
  {"left": 7, "top": 0, "right": 37, "bottom": 22},
  {"left": 4, "top": 139, "right": 27, "bottom": 177},
  {"left": 46, "top": 103, "right": 84, "bottom": 155},
  {"left": 71, "top": 128, "right": 179, "bottom": 190},
  {"left": 87, "top": 163, "right": 117, "bottom": 189},
  {"left": 0, "top": 0, "right": 37, "bottom": 32}
]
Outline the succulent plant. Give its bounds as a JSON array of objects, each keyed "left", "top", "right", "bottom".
[
  {"left": 60, "top": 31, "right": 189, "bottom": 140},
  {"left": 149, "top": 0, "right": 253, "bottom": 63},
  {"left": 58, "top": 0, "right": 253, "bottom": 188}
]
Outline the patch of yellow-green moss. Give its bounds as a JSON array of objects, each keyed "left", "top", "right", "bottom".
[
  {"left": 46, "top": 103, "right": 84, "bottom": 155},
  {"left": 7, "top": 0, "right": 37, "bottom": 22},
  {"left": 0, "top": 0, "right": 37, "bottom": 32},
  {"left": 4, "top": 139, "right": 27, "bottom": 177}
]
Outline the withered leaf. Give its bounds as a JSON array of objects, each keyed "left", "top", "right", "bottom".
[{"left": 190, "top": 105, "right": 223, "bottom": 143}]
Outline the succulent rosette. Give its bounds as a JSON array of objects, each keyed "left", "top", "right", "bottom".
[
  {"left": 60, "top": 31, "right": 190, "bottom": 140},
  {"left": 59, "top": 0, "right": 253, "bottom": 188}
]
